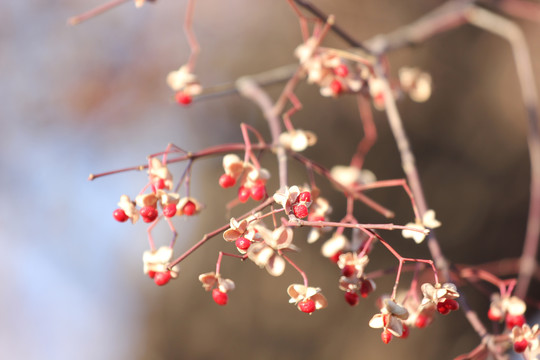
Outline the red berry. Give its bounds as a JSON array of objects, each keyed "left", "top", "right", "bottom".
[
  {"left": 293, "top": 204, "right": 309, "bottom": 218},
  {"left": 329, "top": 251, "right": 342, "bottom": 263},
  {"left": 155, "top": 178, "right": 166, "bottom": 189},
  {"left": 238, "top": 186, "right": 250, "bottom": 203},
  {"left": 330, "top": 79, "right": 343, "bottom": 95},
  {"left": 219, "top": 173, "right": 236, "bottom": 188},
  {"left": 437, "top": 301, "right": 450, "bottom": 315},
  {"left": 514, "top": 339, "right": 529, "bottom": 353},
  {"left": 212, "top": 289, "right": 228, "bottom": 306},
  {"left": 401, "top": 324, "right": 410, "bottom": 339},
  {"left": 344, "top": 291, "right": 359, "bottom": 306},
  {"left": 154, "top": 271, "right": 172, "bottom": 286},
  {"left": 250, "top": 183, "right": 266, "bottom": 201},
  {"left": 140, "top": 206, "right": 158, "bottom": 223},
  {"left": 298, "top": 191, "right": 311, "bottom": 203},
  {"left": 147, "top": 271, "right": 156, "bottom": 279},
  {"left": 182, "top": 201, "right": 196, "bottom": 216},
  {"left": 506, "top": 314, "right": 526, "bottom": 329},
  {"left": 341, "top": 264, "right": 355, "bottom": 278},
  {"left": 415, "top": 314, "right": 430, "bottom": 328},
  {"left": 487, "top": 308, "right": 502, "bottom": 322},
  {"left": 334, "top": 64, "right": 349, "bottom": 77},
  {"left": 359, "top": 279, "right": 374, "bottom": 298},
  {"left": 298, "top": 299, "right": 316, "bottom": 314},
  {"left": 113, "top": 209, "right": 129, "bottom": 222},
  {"left": 381, "top": 330, "right": 392, "bottom": 344},
  {"left": 444, "top": 299, "right": 459, "bottom": 311},
  {"left": 162, "top": 203, "right": 177, "bottom": 218},
  {"left": 175, "top": 91, "right": 192, "bottom": 105},
  {"left": 235, "top": 237, "right": 251, "bottom": 251}
]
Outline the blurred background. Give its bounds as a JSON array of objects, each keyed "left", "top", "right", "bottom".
[{"left": 2, "top": 0, "right": 539, "bottom": 359}]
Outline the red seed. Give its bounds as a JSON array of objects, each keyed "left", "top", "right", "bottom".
[
  {"left": 329, "top": 251, "right": 342, "bottom": 263},
  {"left": 162, "top": 203, "right": 177, "bottom": 218},
  {"left": 113, "top": 209, "right": 129, "bottom": 222},
  {"left": 381, "top": 330, "right": 392, "bottom": 344},
  {"left": 175, "top": 91, "right": 192, "bottom": 105},
  {"left": 401, "top": 324, "right": 410, "bottom": 339},
  {"left": 506, "top": 314, "right": 526, "bottom": 329},
  {"left": 334, "top": 64, "right": 349, "bottom": 77},
  {"left": 437, "top": 301, "right": 450, "bottom": 315},
  {"left": 235, "top": 237, "right": 251, "bottom": 251},
  {"left": 238, "top": 186, "right": 251, "bottom": 203},
  {"left": 298, "top": 191, "right": 311, "bottom": 203},
  {"left": 293, "top": 204, "right": 309, "bottom": 219},
  {"left": 298, "top": 299, "right": 316, "bottom": 314},
  {"left": 212, "top": 289, "right": 228, "bottom": 306},
  {"left": 341, "top": 264, "right": 355, "bottom": 278},
  {"left": 415, "top": 314, "right": 430, "bottom": 328},
  {"left": 147, "top": 271, "right": 156, "bottom": 279},
  {"left": 182, "top": 201, "right": 197, "bottom": 216},
  {"left": 444, "top": 299, "right": 459, "bottom": 311},
  {"left": 140, "top": 206, "right": 158, "bottom": 223},
  {"left": 250, "top": 183, "right": 266, "bottom": 201},
  {"left": 219, "top": 173, "right": 236, "bottom": 188},
  {"left": 154, "top": 271, "right": 172, "bottom": 286},
  {"left": 359, "top": 279, "right": 374, "bottom": 298},
  {"left": 155, "top": 178, "right": 166, "bottom": 190},
  {"left": 344, "top": 291, "right": 359, "bottom": 306},
  {"left": 513, "top": 339, "right": 529, "bottom": 353},
  {"left": 330, "top": 79, "right": 343, "bottom": 95}
]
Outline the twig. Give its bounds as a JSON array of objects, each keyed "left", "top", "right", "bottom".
[{"left": 465, "top": 4, "right": 540, "bottom": 301}]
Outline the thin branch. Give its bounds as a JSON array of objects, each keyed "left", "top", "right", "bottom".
[{"left": 465, "top": 4, "right": 540, "bottom": 301}]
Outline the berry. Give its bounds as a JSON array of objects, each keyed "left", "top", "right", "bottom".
[
  {"left": 154, "top": 271, "right": 172, "bottom": 286},
  {"left": 487, "top": 308, "right": 502, "bottom": 322},
  {"left": 219, "top": 173, "right": 236, "bottom": 188},
  {"left": 334, "top": 64, "right": 349, "bottom": 77},
  {"left": 298, "top": 299, "right": 316, "bottom": 314},
  {"left": 235, "top": 237, "right": 251, "bottom": 251},
  {"left": 140, "top": 206, "right": 158, "bottom": 223},
  {"left": 250, "top": 182, "right": 266, "bottom": 201},
  {"left": 293, "top": 204, "right": 309, "bottom": 218},
  {"left": 113, "top": 208, "right": 129, "bottom": 222},
  {"left": 514, "top": 339, "right": 529, "bottom": 353},
  {"left": 155, "top": 178, "right": 166, "bottom": 190},
  {"left": 212, "top": 289, "right": 228, "bottom": 306},
  {"left": 415, "top": 314, "right": 430, "bottom": 328},
  {"left": 359, "top": 279, "right": 374, "bottom": 298},
  {"left": 344, "top": 291, "right": 359, "bottom": 306},
  {"left": 175, "top": 91, "right": 192, "bottom": 105},
  {"left": 401, "top": 324, "right": 410, "bottom": 339},
  {"left": 381, "top": 330, "right": 392, "bottom": 344},
  {"left": 182, "top": 201, "right": 197, "bottom": 216},
  {"left": 437, "top": 301, "right": 450, "bottom": 315},
  {"left": 162, "top": 203, "right": 177, "bottom": 218},
  {"left": 298, "top": 191, "right": 311, "bottom": 203},
  {"left": 329, "top": 251, "right": 342, "bottom": 263},
  {"left": 445, "top": 299, "right": 459, "bottom": 311},
  {"left": 506, "top": 314, "right": 526, "bottom": 329},
  {"left": 330, "top": 79, "right": 343, "bottom": 95},
  {"left": 341, "top": 264, "right": 355, "bottom": 278},
  {"left": 238, "top": 186, "right": 251, "bottom": 203},
  {"left": 147, "top": 271, "right": 156, "bottom": 279}
]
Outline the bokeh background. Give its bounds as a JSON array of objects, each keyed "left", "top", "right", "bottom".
[{"left": 2, "top": 0, "right": 539, "bottom": 359}]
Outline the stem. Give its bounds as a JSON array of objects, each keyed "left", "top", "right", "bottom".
[
  {"left": 465, "top": 3, "right": 540, "bottom": 302},
  {"left": 67, "top": 0, "right": 130, "bottom": 25},
  {"left": 281, "top": 252, "right": 308, "bottom": 287}
]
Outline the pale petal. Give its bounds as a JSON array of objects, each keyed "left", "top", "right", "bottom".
[
  {"left": 321, "top": 234, "right": 348, "bottom": 257},
  {"left": 265, "top": 254, "right": 286, "bottom": 276},
  {"left": 247, "top": 243, "right": 274, "bottom": 267},
  {"left": 330, "top": 165, "right": 361, "bottom": 188},
  {"left": 218, "top": 278, "right": 235, "bottom": 292},
  {"left": 422, "top": 210, "right": 441, "bottom": 229},
  {"left": 369, "top": 314, "right": 385, "bottom": 329}
]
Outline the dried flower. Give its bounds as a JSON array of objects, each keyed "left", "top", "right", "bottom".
[
  {"left": 369, "top": 297, "right": 409, "bottom": 338},
  {"left": 117, "top": 195, "right": 139, "bottom": 224},
  {"left": 198, "top": 271, "right": 235, "bottom": 293},
  {"left": 287, "top": 284, "right": 328, "bottom": 313}
]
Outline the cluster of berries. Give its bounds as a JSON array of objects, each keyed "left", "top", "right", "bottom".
[{"left": 218, "top": 154, "right": 269, "bottom": 202}]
